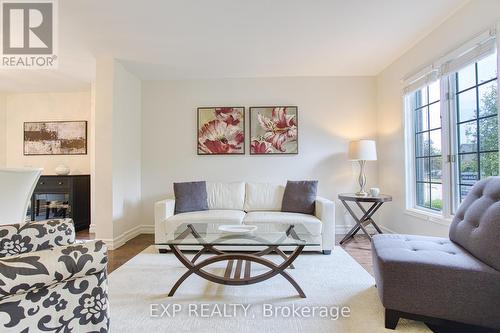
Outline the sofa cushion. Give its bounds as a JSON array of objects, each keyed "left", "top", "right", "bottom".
[
  {"left": 167, "top": 209, "right": 245, "bottom": 225},
  {"left": 206, "top": 182, "right": 245, "bottom": 210},
  {"left": 173, "top": 181, "right": 209, "bottom": 214},
  {"left": 281, "top": 180, "right": 318, "bottom": 215},
  {"left": 449, "top": 176, "right": 500, "bottom": 271},
  {"left": 372, "top": 234, "right": 500, "bottom": 329},
  {"left": 243, "top": 211, "right": 322, "bottom": 235},
  {"left": 243, "top": 183, "right": 284, "bottom": 212}
]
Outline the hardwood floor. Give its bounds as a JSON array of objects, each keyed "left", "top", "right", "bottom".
[
  {"left": 336, "top": 234, "right": 373, "bottom": 274},
  {"left": 76, "top": 230, "right": 373, "bottom": 274},
  {"left": 76, "top": 229, "right": 154, "bottom": 273}
]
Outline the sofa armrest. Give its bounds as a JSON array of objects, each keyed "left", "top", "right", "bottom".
[
  {"left": 315, "top": 196, "right": 335, "bottom": 251},
  {"left": 155, "top": 198, "right": 175, "bottom": 244},
  {"left": 0, "top": 240, "right": 107, "bottom": 300},
  {"left": 0, "top": 219, "right": 75, "bottom": 258}
]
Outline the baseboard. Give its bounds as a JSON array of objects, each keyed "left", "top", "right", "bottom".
[
  {"left": 336, "top": 224, "right": 353, "bottom": 234},
  {"left": 379, "top": 225, "right": 396, "bottom": 234},
  {"left": 140, "top": 224, "right": 154, "bottom": 234},
  {"left": 99, "top": 224, "right": 154, "bottom": 250},
  {"left": 336, "top": 224, "right": 384, "bottom": 235},
  {"left": 101, "top": 225, "right": 143, "bottom": 250}
]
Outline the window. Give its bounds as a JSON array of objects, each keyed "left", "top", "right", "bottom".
[
  {"left": 411, "top": 81, "right": 443, "bottom": 211},
  {"left": 453, "top": 52, "right": 498, "bottom": 208},
  {"left": 405, "top": 45, "right": 498, "bottom": 219}
]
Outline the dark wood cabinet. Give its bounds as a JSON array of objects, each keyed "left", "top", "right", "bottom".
[{"left": 30, "top": 175, "right": 91, "bottom": 232}]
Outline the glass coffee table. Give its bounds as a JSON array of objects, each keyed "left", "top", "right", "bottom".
[{"left": 157, "top": 223, "right": 319, "bottom": 298}]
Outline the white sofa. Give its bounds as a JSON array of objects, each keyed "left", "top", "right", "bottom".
[{"left": 155, "top": 182, "right": 335, "bottom": 254}]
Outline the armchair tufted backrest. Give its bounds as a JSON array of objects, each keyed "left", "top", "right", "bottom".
[{"left": 449, "top": 177, "right": 500, "bottom": 271}]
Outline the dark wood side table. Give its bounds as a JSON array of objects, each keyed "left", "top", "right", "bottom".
[{"left": 338, "top": 193, "right": 392, "bottom": 245}]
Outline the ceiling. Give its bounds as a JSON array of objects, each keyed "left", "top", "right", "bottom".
[{"left": 0, "top": 0, "right": 468, "bottom": 92}]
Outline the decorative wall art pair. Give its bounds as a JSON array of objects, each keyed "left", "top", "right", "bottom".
[{"left": 197, "top": 106, "right": 298, "bottom": 155}]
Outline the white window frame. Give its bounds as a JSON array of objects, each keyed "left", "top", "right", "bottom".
[
  {"left": 403, "top": 26, "right": 499, "bottom": 224},
  {"left": 404, "top": 83, "right": 454, "bottom": 224}
]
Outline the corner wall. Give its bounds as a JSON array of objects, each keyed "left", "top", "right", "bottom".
[
  {"left": 112, "top": 61, "right": 142, "bottom": 241},
  {"left": 93, "top": 57, "right": 142, "bottom": 249},
  {"left": 376, "top": 0, "right": 500, "bottom": 236},
  {"left": 94, "top": 57, "right": 114, "bottom": 242}
]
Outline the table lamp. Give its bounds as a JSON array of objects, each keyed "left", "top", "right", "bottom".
[{"left": 348, "top": 140, "right": 377, "bottom": 196}]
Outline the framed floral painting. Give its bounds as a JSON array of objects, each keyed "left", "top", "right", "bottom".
[
  {"left": 249, "top": 106, "right": 298, "bottom": 154},
  {"left": 197, "top": 107, "right": 245, "bottom": 155}
]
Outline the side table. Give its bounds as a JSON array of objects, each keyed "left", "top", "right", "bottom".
[{"left": 338, "top": 193, "right": 392, "bottom": 245}]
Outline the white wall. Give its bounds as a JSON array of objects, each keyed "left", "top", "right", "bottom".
[
  {"left": 141, "top": 77, "right": 378, "bottom": 230},
  {"left": 112, "top": 61, "right": 142, "bottom": 239},
  {"left": 376, "top": 0, "right": 500, "bottom": 236},
  {"left": 0, "top": 94, "right": 5, "bottom": 167},
  {"left": 3, "top": 91, "right": 91, "bottom": 175},
  {"left": 94, "top": 57, "right": 114, "bottom": 241},
  {"left": 93, "top": 57, "right": 142, "bottom": 248}
]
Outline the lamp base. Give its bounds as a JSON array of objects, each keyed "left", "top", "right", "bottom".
[{"left": 356, "top": 160, "right": 368, "bottom": 197}]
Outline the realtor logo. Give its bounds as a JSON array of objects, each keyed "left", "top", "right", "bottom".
[{"left": 1, "top": 0, "right": 58, "bottom": 68}]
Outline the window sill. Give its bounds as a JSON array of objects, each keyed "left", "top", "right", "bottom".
[{"left": 404, "top": 208, "right": 453, "bottom": 226}]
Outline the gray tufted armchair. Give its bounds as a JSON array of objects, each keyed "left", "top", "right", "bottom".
[{"left": 372, "top": 176, "right": 500, "bottom": 331}]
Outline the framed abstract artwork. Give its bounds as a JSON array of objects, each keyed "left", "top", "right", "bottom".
[
  {"left": 197, "top": 107, "right": 245, "bottom": 155},
  {"left": 249, "top": 106, "right": 298, "bottom": 154},
  {"left": 24, "top": 121, "right": 87, "bottom": 155}
]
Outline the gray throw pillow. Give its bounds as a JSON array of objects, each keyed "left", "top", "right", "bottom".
[
  {"left": 281, "top": 180, "right": 318, "bottom": 215},
  {"left": 173, "top": 181, "right": 209, "bottom": 214}
]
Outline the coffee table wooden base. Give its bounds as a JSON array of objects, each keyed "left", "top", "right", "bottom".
[{"left": 166, "top": 243, "right": 306, "bottom": 298}]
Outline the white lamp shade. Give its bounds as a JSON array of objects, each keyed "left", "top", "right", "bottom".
[{"left": 348, "top": 140, "right": 377, "bottom": 161}]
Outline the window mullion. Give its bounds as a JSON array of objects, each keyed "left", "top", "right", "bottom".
[
  {"left": 440, "top": 77, "right": 453, "bottom": 218},
  {"left": 448, "top": 74, "right": 460, "bottom": 214},
  {"left": 475, "top": 63, "right": 481, "bottom": 183}
]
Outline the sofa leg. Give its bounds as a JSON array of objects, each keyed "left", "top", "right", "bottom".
[
  {"left": 385, "top": 309, "right": 399, "bottom": 330},
  {"left": 158, "top": 249, "right": 168, "bottom": 254},
  {"left": 322, "top": 250, "right": 331, "bottom": 255}
]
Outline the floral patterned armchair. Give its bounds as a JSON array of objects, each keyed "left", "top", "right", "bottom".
[{"left": 0, "top": 219, "right": 109, "bottom": 332}]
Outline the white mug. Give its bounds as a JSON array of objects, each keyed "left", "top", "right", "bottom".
[{"left": 370, "top": 187, "right": 380, "bottom": 197}]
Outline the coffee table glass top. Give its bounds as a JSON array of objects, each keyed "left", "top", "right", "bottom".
[{"left": 157, "top": 223, "right": 319, "bottom": 247}]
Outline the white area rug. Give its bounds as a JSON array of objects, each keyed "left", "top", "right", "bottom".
[{"left": 108, "top": 246, "right": 430, "bottom": 333}]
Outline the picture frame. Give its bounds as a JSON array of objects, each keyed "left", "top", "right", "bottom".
[
  {"left": 23, "top": 121, "right": 88, "bottom": 156},
  {"left": 249, "top": 106, "right": 298, "bottom": 155},
  {"left": 197, "top": 107, "right": 245, "bottom": 155}
]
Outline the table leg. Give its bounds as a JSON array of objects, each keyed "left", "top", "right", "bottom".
[
  {"left": 273, "top": 246, "right": 295, "bottom": 269},
  {"left": 339, "top": 224, "right": 360, "bottom": 244},
  {"left": 355, "top": 201, "right": 384, "bottom": 234},
  {"left": 340, "top": 200, "right": 376, "bottom": 243},
  {"left": 371, "top": 219, "right": 384, "bottom": 234},
  {"left": 340, "top": 200, "right": 385, "bottom": 244},
  {"left": 167, "top": 244, "right": 306, "bottom": 298}
]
